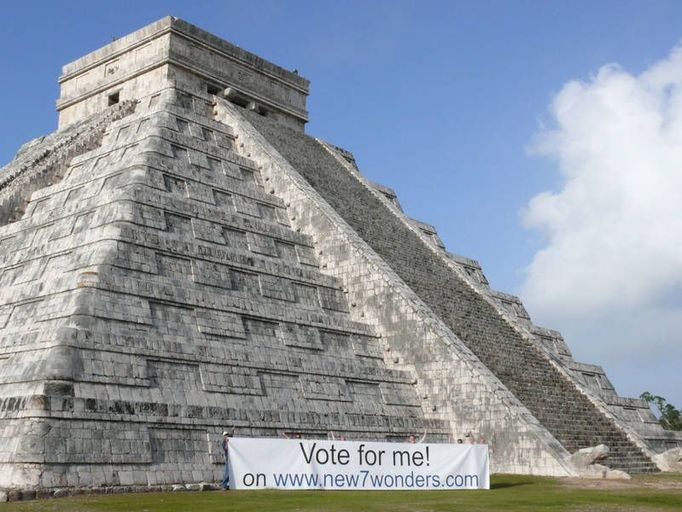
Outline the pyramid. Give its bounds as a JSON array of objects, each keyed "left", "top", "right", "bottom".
[{"left": 0, "top": 17, "right": 678, "bottom": 492}]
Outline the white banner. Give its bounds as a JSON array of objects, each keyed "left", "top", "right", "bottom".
[{"left": 228, "top": 438, "right": 489, "bottom": 490}]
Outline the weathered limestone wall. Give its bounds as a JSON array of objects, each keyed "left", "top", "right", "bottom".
[
  {"left": 0, "top": 102, "right": 136, "bottom": 225},
  {"left": 0, "top": 83, "right": 449, "bottom": 490}
]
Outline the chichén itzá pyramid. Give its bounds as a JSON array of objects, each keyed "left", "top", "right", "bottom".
[{"left": 1, "top": 17, "right": 680, "bottom": 493}]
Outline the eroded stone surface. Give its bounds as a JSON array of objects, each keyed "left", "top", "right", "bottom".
[
  {"left": 567, "top": 445, "right": 630, "bottom": 480},
  {"left": 654, "top": 448, "right": 682, "bottom": 472}
]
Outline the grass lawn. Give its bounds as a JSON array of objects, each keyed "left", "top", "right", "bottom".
[{"left": 1, "top": 473, "right": 681, "bottom": 511}]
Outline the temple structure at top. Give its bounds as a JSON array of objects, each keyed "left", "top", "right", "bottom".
[{"left": 57, "top": 17, "right": 309, "bottom": 130}]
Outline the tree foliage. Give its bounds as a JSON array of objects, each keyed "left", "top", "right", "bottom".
[{"left": 640, "top": 392, "right": 682, "bottom": 431}]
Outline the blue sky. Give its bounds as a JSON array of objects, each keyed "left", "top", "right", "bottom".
[{"left": 1, "top": 1, "right": 680, "bottom": 408}]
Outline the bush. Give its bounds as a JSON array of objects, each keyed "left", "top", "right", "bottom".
[{"left": 640, "top": 392, "right": 682, "bottom": 430}]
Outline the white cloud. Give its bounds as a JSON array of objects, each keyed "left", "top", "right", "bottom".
[
  {"left": 521, "top": 45, "right": 682, "bottom": 402},
  {"left": 523, "top": 45, "right": 682, "bottom": 315}
]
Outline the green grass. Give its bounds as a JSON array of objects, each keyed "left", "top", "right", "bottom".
[{"left": 1, "top": 474, "right": 681, "bottom": 511}]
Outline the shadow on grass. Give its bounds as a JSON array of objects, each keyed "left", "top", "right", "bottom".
[
  {"left": 490, "top": 475, "right": 545, "bottom": 490},
  {"left": 490, "top": 481, "right": 532, "bottom": 490}
]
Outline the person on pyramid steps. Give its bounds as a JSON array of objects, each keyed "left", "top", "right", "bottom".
[
  {"left": 408, "top": 429, "right": 427, "bottom": 443},
  {"left": 221, "top": 430, "right": 232, "bottom": 490}
]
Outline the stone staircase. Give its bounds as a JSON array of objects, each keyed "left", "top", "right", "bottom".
[
  {"left": 489, "top": 347, "right": 657, "bottom": 473},
  {"left": 247, "top": 112, "right": 659, "bottom": 474}
]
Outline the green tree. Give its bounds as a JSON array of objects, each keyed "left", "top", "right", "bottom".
[{"left": 640, "top": 392, "right": 682, "bottom": 430}]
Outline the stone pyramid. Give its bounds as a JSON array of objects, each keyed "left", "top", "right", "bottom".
[{"left": 0, "top": 17, "right": 678, "bottom": 492}]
